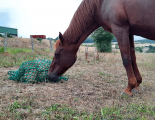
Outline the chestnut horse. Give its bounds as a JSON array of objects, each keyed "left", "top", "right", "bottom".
[{"left": 48, "top": 0, "right": 155, "bottom": 96}]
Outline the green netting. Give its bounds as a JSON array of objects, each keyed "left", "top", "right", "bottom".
[{"left": 8, "top": 59, "right": 68, "bottom": 83}]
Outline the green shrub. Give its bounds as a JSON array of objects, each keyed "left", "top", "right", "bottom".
[
  {"left": 91, "top": 27, "right": 114, "bottom": 52},
  {"left": 7, "top": 34, "right": 12, "bottom": 38},
  {"left": 36, "top": 38, "right": 42, "bottom": 42},
  {"left": 0, "top": 34, "right": 12, "bottom": 38},
  {"left": 146, "top": 45, "right": 155, "bottom": 53},
  {"left": 0, "top": 34, "right": 4, "bottom": 37},
  {"left": 135, "top": 47, "right": 143, "bottom": 53}
]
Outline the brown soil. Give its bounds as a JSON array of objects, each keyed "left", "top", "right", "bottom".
[{"left": 1, "top": 52, "right": 10, "bottom": 56}]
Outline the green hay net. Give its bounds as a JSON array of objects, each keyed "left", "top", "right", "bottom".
[{"left": 8, "top": 59, "right": 68, "bottom": 83}]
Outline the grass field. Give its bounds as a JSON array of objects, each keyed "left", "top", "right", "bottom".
[{"left": 0, "top": 47, "right": 155, "bottom": 119}]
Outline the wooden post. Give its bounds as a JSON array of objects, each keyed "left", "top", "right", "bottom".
[
  {"left": 50, "top": 40, "right": 53, "bottom": 52},
  {"left": 4, "top": 33, "right": 7, "bottom": 52},
  {"left": 31, "top": 35, "right": 33, "bottom": 52},
  {"left": 95, "top": 46, "right": 97, "bottom": 52},
  {"left": 95, "top": 46, "right": 99, "bottom": 60},
  {"left": 96, "top": 49, "right": 99, "bottom": 60},
  {"left": 85, "top": 45, "right": 88, "bottom": 60}
]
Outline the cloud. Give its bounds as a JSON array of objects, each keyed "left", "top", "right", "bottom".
[
  {"left": 0, "top": 0, "right": 145, "bottom": 40},
  {"left": 0, "top": 11, "right": 11, "bottom": 27},
  {"left": 0, "top": 0, "right": 23, "bottom": 33},
  {"left": 14, "top": 0, "right": 83, "bottom": 38},
  {"left": 23, "top": 0, "right": 83, "bottom": 38},
  {"left": 134, "top": 35, "right": 145, "bottom": 40}
]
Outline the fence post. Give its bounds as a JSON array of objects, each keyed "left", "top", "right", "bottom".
[
  {"left": 50, "top": 40, "right": 53, "bottom": 52},
  {"left": 31, "top": 35, "right": 33, "bottom": 52},
  {"left": 94, "top": 46, "right": 99, "bottom": 60},
  {"left": 4, "top": 33, "right": 7, "bottom": 52},
  {"left": 85, "top": 45, "right": 88, "bottom": 60},
  {"left": 96, "top": 49, "right": 99, "bottom": 60}
]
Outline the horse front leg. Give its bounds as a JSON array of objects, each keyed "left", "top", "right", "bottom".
[
  {"left": 129, "top": 35, "right": 142, "bottom": 88},
  {"left": 112, "top": 25, "right": 137, "bottom": 96}
]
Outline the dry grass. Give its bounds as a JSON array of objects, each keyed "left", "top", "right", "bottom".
[
  {"left": 0, "top": 37, "right": 51, "bottom": 49},
  {"left": 0, "top": 50, "right": 155, "bottom": 119},
  {"left": 0, "top": 37, "right": 155, "bottom": 119}
]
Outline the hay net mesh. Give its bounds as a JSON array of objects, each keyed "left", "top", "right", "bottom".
[{"left": 8, "top": 59, "right": 68, "bottom": 83}]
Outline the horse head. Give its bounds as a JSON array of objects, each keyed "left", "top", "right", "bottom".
[{"left": 48, "top": 32, "right": 77, "bottom": 82}]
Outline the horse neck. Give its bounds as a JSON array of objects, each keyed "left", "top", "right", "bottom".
[{"left": 63, "top": 0, "right": 100, "bottom": 50}]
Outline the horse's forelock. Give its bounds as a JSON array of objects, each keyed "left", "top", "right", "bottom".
[{"left": 54, "top": 39, "right": 61, "bottom": 50}]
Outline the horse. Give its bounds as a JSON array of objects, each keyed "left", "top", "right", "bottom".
[{"left": 48, "top": 0, "right": 155, "bottom": 96}]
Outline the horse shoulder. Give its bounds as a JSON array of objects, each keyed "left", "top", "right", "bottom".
[{"left": 100, "top": 0, "right": 129, "bottom": 31}]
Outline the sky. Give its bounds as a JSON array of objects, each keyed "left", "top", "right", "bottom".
[{"left": 0, "top": 0, "right": 145, "bottom": 40}]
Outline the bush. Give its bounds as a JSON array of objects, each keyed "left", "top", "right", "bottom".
[
  {"left": 146, "top": 45, "right": 155, "bottom": 53},
  {"left": 36, "top": 38, "right": 42, "bottom": 42},
  {"left": 135, "top": 47, "right": 143, "bottom": 53},
  {"left": 91, "top": 27, "right": 114, "bottom": 52},
  {"left": 0, "top": 34, "right": 12, "bottom": 38},
  {"left": 0, "top": 34, "right": 4, "bottom": 37},
  {"left": 7, "top": 34, "right": 12, "bottom": 38}
]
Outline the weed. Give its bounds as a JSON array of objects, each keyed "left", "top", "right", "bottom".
[
  {"left": 101, "top": 107, "right": 123, "bottom": 119},
  {"left": 74, "top": 98, "right": 79, "bottom": 102},
  {"left": 107, "top": 80, "right": 115, "bottom": 83},
  {"left": 1, "top": 101, "right": 155, "bottom": 120},
  {"left": 8, "top": 100, "right": 21, "bottom": 113},
  {"left": 45, "top": 49, "right": 51, "bottom": 52},
  {"left": 99, "top": 72, "right": 106, "bottom": 76},
  {"left": 99, "top": 72, "right": 112, "bottom": 77}
]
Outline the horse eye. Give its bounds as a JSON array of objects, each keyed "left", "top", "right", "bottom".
[{"left": 55, "top": 54, "right": 59, "bottom": 57}]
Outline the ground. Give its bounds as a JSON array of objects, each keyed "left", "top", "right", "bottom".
[{"left": 0, "top": 50, "right": 155, "bottom": 119}]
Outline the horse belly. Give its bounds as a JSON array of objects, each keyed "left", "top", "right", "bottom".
[{"left": 130, "top": 24, "right": 155, "bottom": 40}]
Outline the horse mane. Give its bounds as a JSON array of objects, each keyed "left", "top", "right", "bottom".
[
  {"left": 63, "top": 0, "right": 100, "bottom": 42},
  {"left": 54, "top": 39, "right": 61, "bottom": 50}
]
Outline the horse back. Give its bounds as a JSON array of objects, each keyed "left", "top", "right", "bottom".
[
  {"left": 124, "top": 0, "right": 155, "bottom": 39},
  {"left": 100, "top": 0, "right": 155, "bottom": 39}
]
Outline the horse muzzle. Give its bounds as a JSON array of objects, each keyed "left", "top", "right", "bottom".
[{"left": 48, "top": 73, "right": 59, "bottom": 82}]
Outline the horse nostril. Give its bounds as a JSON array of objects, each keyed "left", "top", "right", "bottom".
[{"left": 48, "top": 73, "right": 58, "bottom": 82}]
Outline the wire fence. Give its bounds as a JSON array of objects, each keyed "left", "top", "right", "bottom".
[{"left": 0, "top": 36, "right": 54, "bottom": 52}]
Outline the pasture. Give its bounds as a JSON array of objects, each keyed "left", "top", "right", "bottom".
[{"left": 0, "top": 38, "right": 155, "bottom": 119}]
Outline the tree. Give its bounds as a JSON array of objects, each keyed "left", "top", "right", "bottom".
[
  {"left": 135, "top": 47, "right": 143, "bottom": 53},
  {"left": 91, "top": 27, "right": 114, "bottom": 52},
  {"left": 47, "top": 37, "right": 59, "bottom": 42},
  {"left": 0, "top": 34, "right": 4, "bottom": 37},
  {"left": 146, "top": 45, "right": 155, "bottom": 53}
]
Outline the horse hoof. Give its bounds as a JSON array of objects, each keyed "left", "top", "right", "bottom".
[
  {"left": 121, "top": 91, "right": 133, "bottom": 96},
  {"left": 132, "top": 88, "right": 139, "bottom": 93}
]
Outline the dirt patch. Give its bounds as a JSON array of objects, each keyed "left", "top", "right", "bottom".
[{"left": 0, "top": 52, "right": 10, "bottom": 56}]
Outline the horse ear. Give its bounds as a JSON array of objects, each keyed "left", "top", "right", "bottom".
[{"left": 59, "top": 32, "right": 64, "bottom": 44}]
